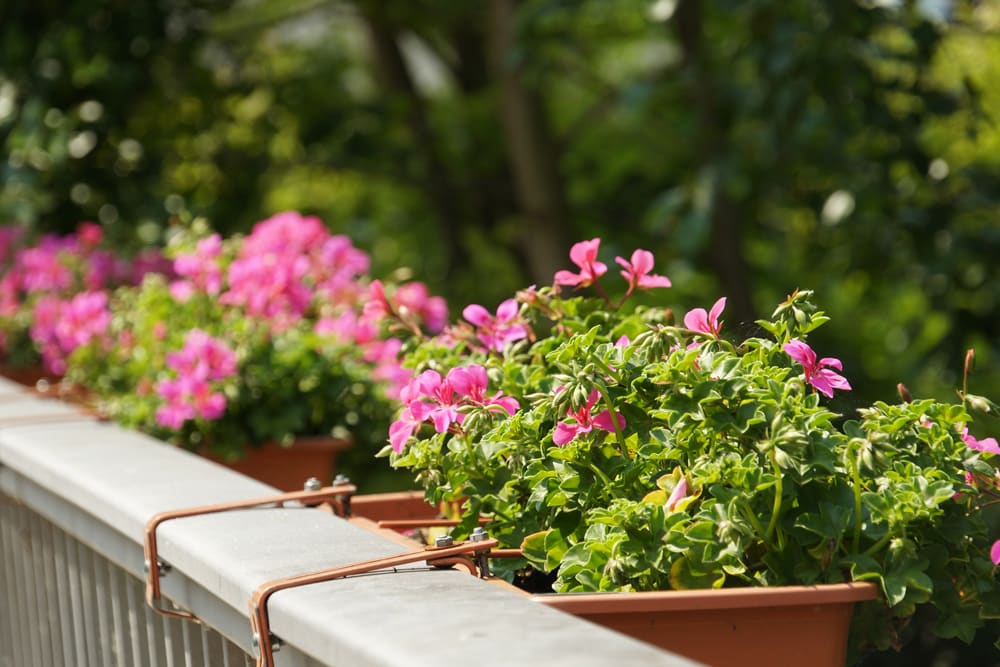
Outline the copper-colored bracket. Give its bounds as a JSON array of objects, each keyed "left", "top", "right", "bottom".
[
  {"left": 248, "top": 537, "right": 499, "bottom": 667},
  {"left": 143, "top": 483, "right": 358, "bottom": 621},
  {"left": 376, "top": 517, "right": 491, "bottom": 530}
]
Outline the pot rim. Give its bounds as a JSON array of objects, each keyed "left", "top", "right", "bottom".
[{"left": 532, "top": 581, "right": 880, "bottom": 613}]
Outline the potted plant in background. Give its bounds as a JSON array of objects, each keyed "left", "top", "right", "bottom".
[
  {"left": 382, "top": 238, "right": 1000, "bottom": 666},
  {"left": 66, "top": 212, "right": 447, "bottom": 490},
  {"left": 0, "top": 222, "right": 171, "bottom": 387}
]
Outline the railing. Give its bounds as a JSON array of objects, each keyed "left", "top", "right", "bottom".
[{"left": 0, "top": 378, "right": 699, "bottom": 667}]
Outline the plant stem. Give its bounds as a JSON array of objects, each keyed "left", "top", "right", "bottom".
[
  {"left": 588, "top": 461, "right": 613, "bottom": 487},
  {"left": 863, "top": 533, "right": 891, "bottom": 557},
  {"left": 738, "top": 501, "right": 767, "bottom": 540},
  {"left": 765, "top": 446, "right": 783, "bottom": 546},
  {"left": 851, "top": 440, "right": 864, "bottom": 549},
  {"left": 597, "top": 386, "right": 628, "bottom": 455}
]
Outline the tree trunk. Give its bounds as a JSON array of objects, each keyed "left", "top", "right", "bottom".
[
  {"left": 673, "top": 0, "right": 756, "bottom": 327},
  {"left": 488, "top": 0, "right": 572, "bottom": 286}
]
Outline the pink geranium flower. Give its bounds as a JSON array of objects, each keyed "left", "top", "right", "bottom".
[
  {"left": 554, "top": 238, "right": 607, "bottom": 288},
  {"left": 553, "top": 389, "right": 626, "bottom": 446},
  {"left": 615, "top": 249, "right": 671, "bottom": 295},
  {"left": 389, "top": 364, "right": 518, "bottom": 453},
  {"left": 463, "top": 299, "right": 528, "bottom": 352},
  {"left": 961, "top": 428, "right": 1000, "bottom": 455},
  {"left": 684, "top": 297, "right": 726, "bottom": 339},
  {"left": 784, "top": 339, "right": 852, "bottom": 399}
]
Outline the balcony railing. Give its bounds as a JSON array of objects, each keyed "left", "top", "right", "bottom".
[{"left": 0, "top": 377, "right": 700, "bottom": 667}]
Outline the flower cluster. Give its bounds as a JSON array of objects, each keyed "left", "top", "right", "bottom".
[
  {"left": 386, "top": 237, "right": 1000, "bottom": 656},
  {"left": 389, "top": 364, "right": 518, "bottom": 453},
  {"left": 65, "top": 212, "right": 447, "bottom": 462},
  {"left": 0, "top": 223, "right": 171, "bottom": 374},
  {"left": 154, "top": 330, "right": 237, "bottom": 428}
]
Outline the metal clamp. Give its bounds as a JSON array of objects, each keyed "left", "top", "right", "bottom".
[
  {"left": 247, "top": 536, "right": 499, "bottom": 667},
  {"left": 143, "top": 482, "right": 357, "bottom": 621}
]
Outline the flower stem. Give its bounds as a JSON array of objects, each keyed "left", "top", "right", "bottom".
[
  {"left": 765, "top": 446, "right": 783, "bottom": 545},
  {"left": 597, "top": 386, "right": 628, "bottom": 456},
  {"left": 588, "top": 461, "right": 613, "bottom": 488},
  {"left": 851, "top": 440, "right": 864, "bottom": 549}
]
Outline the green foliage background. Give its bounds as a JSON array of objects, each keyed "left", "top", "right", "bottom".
[{"left": 3, "top": 2, "right": 1000, "bottom": 662}]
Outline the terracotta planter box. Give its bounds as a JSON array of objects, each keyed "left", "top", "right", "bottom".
[
  {"left": 202, "top": 436, "right": 352, "bottom": 491},
  {"left": 348, "top": 491, "right": 880, "bottom": 666},
  {"left": 534, "top": 583, "right": 878, "bottom": 667}
]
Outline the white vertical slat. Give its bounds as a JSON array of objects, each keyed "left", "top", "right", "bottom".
[
  {"left": 9, "top": 500, "right": 34, "bottom": 666},
  {"left": 107, "top": 560, "right": 129, "bottom": 667},
  {"left": 13, "top": 500, "right": 41, "bottom": 667},
  {"left": 161, "top": 607, "right": 179, "bottom": 667},
  {"left": 124, "top": 565, "right": 152, "bottom": 666},
  {"left": 92, "top": 547, "right": 115, "bottom": 665},
  {"left": 0, "top": 498, "right": 19, "bottom": 667},
  {"left": 73, "top": 535, "right": 103, "bottom": 667},
  {"left": 38, "top": 518, "right": 67, "bottom": 666},
  {"left": 50, "top": 522, "right": 79, "bottom": 665},
  {"left": 26, "top": 510, "right": 55, "bottom": 667},
  {"left": 60, "top": 529, "right": 90, "bottom": 665},
  {"left": 144, "top": 584, "right": 165, "bottom": 667}
]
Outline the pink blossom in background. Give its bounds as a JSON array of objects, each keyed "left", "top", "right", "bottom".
[
  {"left": 0, "top": 273, "right": 19, "bottom": 317},
  {"left": 0, "top": 225, "right": 24, "bottom": 264},
  {"left": 553, "top": 388, "right": 626, "bottom": 446},
  {"left": 165, "top": 329, "right": 237, "bottom": 381},
  {"left": 154, "top": 330, "right": 236, "bottom": 429},
  {"left": 16, "top": 238, "right": 75, "bottom": 293},
  {"left": 172, "top": 234, "right": 223, "bottom": 296},
  {"left": 961, "top": 428, "right": 1000, "bottom": 455},
  {"left": 992, "top": 540, "right": 1000, "bottom": 566},
  {"left": 615, "top": 249, "right": 672, "bottom": 294},
  {"left": 394, "top": 282, "right": 449, "bottom": 333},
  {"left": 462, "top": 299, "right": 528, "bottom": 352},
  {"left": 784, "top": 339, "right": 852, "bottom": 399},
  {"left": 28, "top": 291, "right": 111, "bottom": 375},
  {"left": 76, "top": 222, "right": 103, "bottom": 248},
  {"left": 684, "top": 297, "right": 726, "bottom": 339},
  {"left": 362, "top": 280, "right": 391, "bottom": 321},
  {"left": 554, "top": 238, "right": 607, "bottom": 288}
]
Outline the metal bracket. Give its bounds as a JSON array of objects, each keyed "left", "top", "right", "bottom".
[
  {"left": 247, "top": 536, "right": 499, "bottom": 667},
  {"left": 143, "top": 482, "right": 357, "bottom": 621}
]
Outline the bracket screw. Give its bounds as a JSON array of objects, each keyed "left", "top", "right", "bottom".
[
  {"left": 303, "top": 477, "right": 322, "bottom": 492},
  {"left": 469, "top": 527, "right": 491, "bottom": 578},
  {"left": 434, "top": 534, "right": 454, "bottom": 548}
]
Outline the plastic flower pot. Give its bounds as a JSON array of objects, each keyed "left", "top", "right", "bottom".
[
  {"left": 346, "top": 492, "right": 879, "bottom": 666},
  {"left": 533, "top": 583, "right": 879, "bottom": 667},
  {"left": 201, "top": 436, "right": 352, "bottom": 492}
]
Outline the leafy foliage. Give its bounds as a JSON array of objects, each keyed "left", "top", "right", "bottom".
[{"left": 387, "top": 242, "right": 1000, "bottom": 658}]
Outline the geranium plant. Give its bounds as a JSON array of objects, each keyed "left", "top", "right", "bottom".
[
  {"left": 0, "top": 222, "right": 170, "bottom": 376},
  {"left": 385, "top": 238, "right": 1000, "bottom": 656},
  {"left": 67, "top": 212, "right": 447, "bottom": 462}
]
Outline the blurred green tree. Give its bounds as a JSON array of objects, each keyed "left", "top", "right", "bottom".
[{"left": 2, "top": 0, "right": 998, "bottom": 407}]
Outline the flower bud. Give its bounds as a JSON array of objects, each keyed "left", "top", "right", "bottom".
[
  {"left": 965, "top": 349, "right": 976, "bottom": 377},
  {"left": 896, "top": 383, "right": 912, "bottom": 403}
]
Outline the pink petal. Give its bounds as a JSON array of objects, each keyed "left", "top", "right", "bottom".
[
  {"left": 553, "top": 270, "right": 583, "bottom": 286},
  {"left": 629, "top": 249, "right": 655, "bottom": 275},
  {"left": 992, "top": 540, "right": 1000, "bottom": 566},
  {"left": 684, "top": 308, "right": 709, "bottom": 333},
  {"left": 569, "top": 238, "right": 601, "bottom": 268},
  {"left": 553, "top": 422, "right": 580, "bottom": 446},
  {"left": 593, "top": 409, "right": 626, "bottom": 433},
  {"left": 666, "top": 478, "right": 688, "bottom": 512},
  {"left": 463, "top": 304, "right": 492, "bottom": 327},
  {"left": 637, "top": 274, "right": 672, "bottom": 289},
  {"left": 784, "top": 340, "right": 816, "bottom": 367},
  {"left": 495, "top": 298, "right": 520, "bottom": 322},
  {"left": 708, "top": 297, "right": 726, "bottom": 326},
  {"left": 819, "top": 357, "right": 844, "bottom": 371}
]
